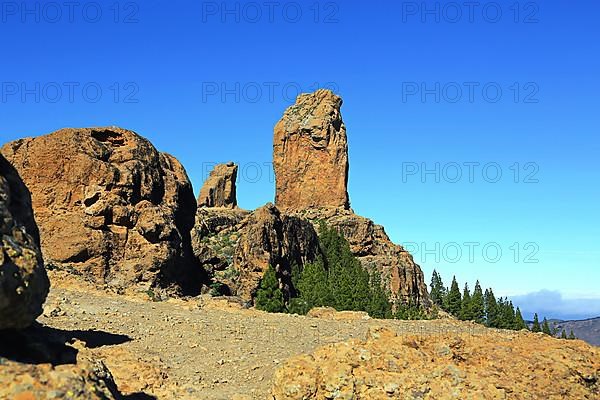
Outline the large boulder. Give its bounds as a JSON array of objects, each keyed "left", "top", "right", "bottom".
[
  {"left": 198, "top": 162, "right": 238, "bottom": 209},
  {"left": 1, "top": 127, "right": 201, "bottom": 293},
  {"left": 0, "top": 155, "right": 49, "bottom": 330},
  {"left": 274, "top": 89, "right": 350, "bottom": 211},
  {"left": 272, "top": 326, "right": 600, "bottom": 399}
]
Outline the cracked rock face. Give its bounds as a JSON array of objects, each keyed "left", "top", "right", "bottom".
[
  {"left": 1, "top": 127, "right": 200, "bottom": 292},
  {"left": 273, "top": 89, "right": 350, "bottom": 211},
  {"left": 0, "top": 155, "right": 49, "bottom": 330},
  {"left": 198, "top": 162, "right": 238, "bottom": 209}
]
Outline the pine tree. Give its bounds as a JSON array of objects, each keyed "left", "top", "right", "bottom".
[
  {"left": 255, "top": 265, "right": 285, "bottom": 313},
  {"left": 470, "top": 281, "right": 485, "bottom": 324},
  {"left": 446, "top": 276, "right": 462, "bottom": 316},
  {"left": 296, "top": 256, "right": 330, "bottom": 310},
  {"left": 367, "top": 271, "right": 392, "bottom": 319},
  {"left": 541, "top": 317, "right": 552, "bottom": 335},
  {"left": 497, "top": 299, "right": 516, "bottom": 330},
  {"left": 484, "top": 288, "right": 499, "bottom": 328},
  {"left": 532, "top": 313, "right": 541, "bottom": 332},
  {"left": 514, "top": 307, "right": 528, "bottom": 330},
  {"left": 460, "top": 283, "right": 472, "bottom": 321},
  {"left": 319, "top": 224, "right": 371, "bottom": 312},
  {"left": 568, "top": 330, "right": 576, "bottom": 340},
  {"left": 430, "top": 270, "right": 446, "bottom": 308},
  {"left": 560, "top": 329, "right": 567, "bottom": 339}
]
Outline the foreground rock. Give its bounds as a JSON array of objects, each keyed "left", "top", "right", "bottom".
[
  {"left": 1, "top": 127, "right": 201, "bottom": 294},
  {"left": 274, "top": 89, "right": 350, "bottom": 211},
  {"left": 0, "top": 326, "right": 121, "bottom": 400},
  {"left": 0, "top": 154, "right": 49, "bottom": 330},
  {"left": 198, "top": 162, "right": 238, "bottom": 209},
  {"left": 272, "top": 326, "right": 600, "bottom": 399}
]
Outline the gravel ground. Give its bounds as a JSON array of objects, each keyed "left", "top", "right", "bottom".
[{"left": 39, "top": 286, "right": 490, "bottom": 399}]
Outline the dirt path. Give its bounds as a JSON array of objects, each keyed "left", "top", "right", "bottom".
[{"left": 39, "top": 286, "right": 489, "bottom": 399}]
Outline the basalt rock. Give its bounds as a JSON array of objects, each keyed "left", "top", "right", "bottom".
[
  {"left": 1, "top": 127, "right": 201, "bottom": 294},
  {"left": 274, "top": 89, "right": 350, "bottom": 211},
  {"left": 198, "top": 162, "right": 238, "bottom": 209},
  {"left": 0, "top": 155, "right": 50, "bottom": 330}
]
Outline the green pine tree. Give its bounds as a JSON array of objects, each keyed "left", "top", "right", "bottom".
[
  {"left": 429, "top": 270, "right": 446, "bottom": 308},
  {"left": 255, "top": 265, "right": 285, "bottom": 313},
  {"left": 541, "top": 317, "right": 552, "bottom": 335},
  {"left": 532, "top": 313, "right": 541, "bottom": 332},
  {"left": 497, "top": 299, "right": 516, "bottom": 330},
  {"left": 560, "top": 329, "right": 567, "bottom": 339},
  {"left": 319, "top": 223, "right": 371, "bottom": 312},
  {"left": 446, "top": 276, "right": 462, "bottom": 316},
  {"left": 296, "top": 256, "right": 330, "bottom": 310},
  {"left": 367, "top": 271, "right": 392, "bottom": 319},
  {"left": 514, "top": 307, "right": 528, "bottom": 330},
  {"left": 470, "top": 281, "right": 485, "bottom": 324},
  {"left": 484, "top": 288, "right": 499, "bottom": 328},
  {"left": 460, "top": 283, "right": 472, "bottom": 321},
  {"left": 568, "top": 330, "right": 577, "bottom": 340}
]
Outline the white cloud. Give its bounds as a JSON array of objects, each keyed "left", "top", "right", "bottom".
[{"left": 510, "top": 290, "right": 600, "bottom": 321}]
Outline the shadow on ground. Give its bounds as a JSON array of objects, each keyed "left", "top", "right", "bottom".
[{"left": 0, "top": 323, "right": 132, "bottom": 365}]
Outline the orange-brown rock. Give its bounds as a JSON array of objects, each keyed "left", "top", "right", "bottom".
[
  {"left": 233, "top": 203, "right": 320, "bottom": 299},
  {"left": 271, "top": 326, "right": 600, "bottom": 399},
  {"left": 191, "top": 203, "right": 321, "bottom": 300},
  {"left": 1, "top": 127, "right": 201, "bottom": 293},
  {"left": 274, "top": 89, "right": 350, "bottom": 211},
  {"left": 0, "top": 155, "right": 50, "bottom": 330},
  {"left": 198, "top": 162, "right": 238, "bottom": 209}
]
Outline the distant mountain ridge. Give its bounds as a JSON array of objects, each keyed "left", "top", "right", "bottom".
[{"left": 527, "top": 316, "right": 600, "bottom": 346}]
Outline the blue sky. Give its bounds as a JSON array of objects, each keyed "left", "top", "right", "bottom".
[{"left": 1, "top": 1, "right": 598, "bottom": 319}]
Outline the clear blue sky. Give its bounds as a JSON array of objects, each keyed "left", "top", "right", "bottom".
[{"left": 1, "top": 1, "right": 598, "bottom": 319}]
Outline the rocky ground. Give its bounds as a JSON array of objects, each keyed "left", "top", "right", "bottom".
[{"left": 38, "top": 274, "right": 494, "bottom": 400}]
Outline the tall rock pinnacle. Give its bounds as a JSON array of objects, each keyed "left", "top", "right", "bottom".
[
  {"left": 198, "top": 162, "right": 238, "bottom": 209},
  {"left": 273, "top": 89, "right": 350, "bottom": 211}
]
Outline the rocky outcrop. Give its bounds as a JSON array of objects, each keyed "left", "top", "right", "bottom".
[
  {"left": 191, "top": 207, "right": 249, "bottom": 276},
  {"left": 233, "top": 203, "right": 321, "bottom": 299},
  {"left": 274, "top": 89, "right": 350, "bottom": 211},
  {"left": 191, "top": 203, "right": 321, "bottom": 300},
  {"left": 296, "top": 207, "right": 430, "bottom": 307},
  {"left": 272, "top": 326, "right": 600, "bottom": 399},
  {"left": 0, "top": 347, "right": 120, "bottom": 400},
  {"left": 198, "top": 162, "right": 238, "bottom": 209},
  {"left": 0, "top": 155, "right": 50, "bottom": 330},
  {"left": 1, "top": 127, "right": 201, "bottom": 293}
]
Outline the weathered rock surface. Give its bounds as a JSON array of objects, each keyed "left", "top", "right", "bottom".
[
  {"left": 191, "top": 207, "right": 249, "bottom": 278},
  {"left": 233, "top": 203, "right": 321, "bottom": 300},
  {"left": 274, "top": 89, "right": 350, "bottom": 211},
  {"left": 0, "top": 352, "right": 119, "bottom": 399},
  {"left": 272, "top": 326, "right": 600, "bottom": 399},
  {"left": 1, "top": 127, "right": 200, "bottom": 293},
  {"left": 0, "top": 326, "right": 122, "bottom": 400},
  {"left": 191, "top": 203, "right": 320, "bottom": 300},
  {"left": 0, "top": 154, "right": 49, "bottom": 330},
  {"left": 198, "top": 162, "right": 238, "bottom": 209},
  {"left": 297, "top": 207, "right": 430, "bottom": 307}
]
